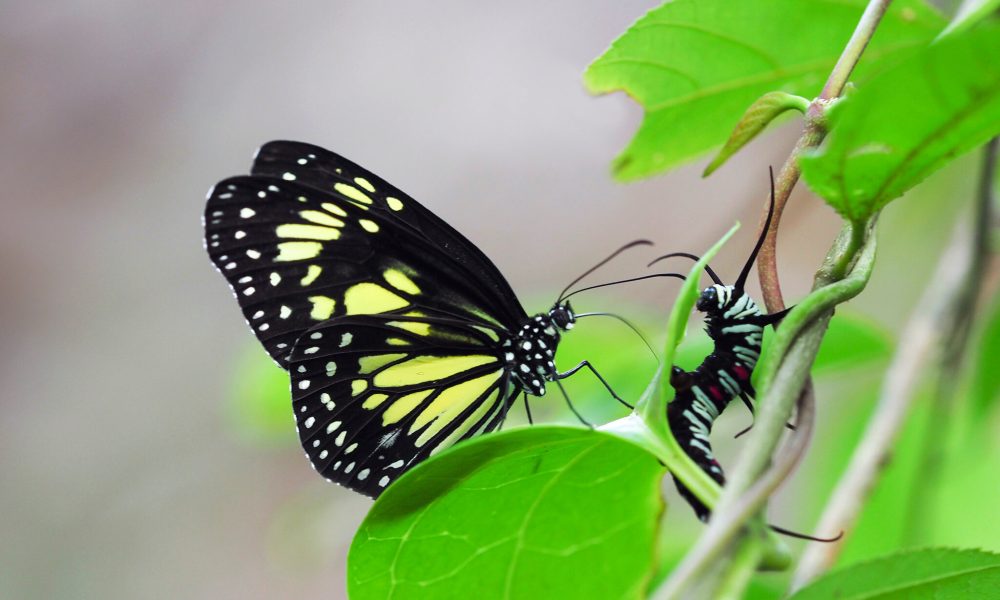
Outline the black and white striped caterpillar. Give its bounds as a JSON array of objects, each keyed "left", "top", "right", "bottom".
[{"left": 653, "top": 174, "right": 787, "bottom": 521}]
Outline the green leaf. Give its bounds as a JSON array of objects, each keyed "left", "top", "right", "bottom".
[
  {"left": 970, "top": 286, "right": 1000, "bottom": 415},
  {"left": 799, "top": 26, "right": 1000, "bottom": 223},
  {"left": 789, "top": 548, "right": 1000, "bottom": 599},
  {"left": 224, "top": 344, "right": 295, "bottom": 445},
  {"left": 348, "top": 427, "right": 664, "bottom": 600},
  {"left": 703, "top": 92, "right": 810, "bottom": 176},
  {"left": 583, "top": 0, "right": 943, "bottom": 181},
  {"left": 940, "top": 0, "right": 1000, "bottom": 38}
]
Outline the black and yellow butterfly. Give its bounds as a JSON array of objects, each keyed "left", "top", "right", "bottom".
[{"left": 204, "top": 141, "right": 636, "bottom": 496}]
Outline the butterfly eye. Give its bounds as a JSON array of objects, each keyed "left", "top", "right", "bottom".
[{"left": 696, "top": 287, "right": 717, "bottom": 311}]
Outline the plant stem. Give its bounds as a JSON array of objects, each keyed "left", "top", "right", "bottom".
[
  {"left": 756, "top": 0, "right": 893, "bottom": 313},
  {"left": 791, "top": 138, "right": 999, "bottom": 587},
  {"left": 652, "top": 2, "right": 895, "bottom": 597},
  {"left": 713, "top": 532, "right": 766, "bottom": 600}
]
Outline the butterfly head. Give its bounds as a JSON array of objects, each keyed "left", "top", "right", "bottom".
[
  {"left": 696, "top": 284, "right": 735, "bottom": 314},
  {"left": 549, "top": 301, "right": 576, "bottom": 331}
]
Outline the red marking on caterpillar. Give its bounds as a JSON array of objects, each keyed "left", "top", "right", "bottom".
[{"left": 732, "top": 364, "right": 750, "bottom": 380}]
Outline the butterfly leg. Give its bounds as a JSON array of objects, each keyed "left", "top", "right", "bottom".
[
  {"left": 523, "top": 392, "right": 534, "bottom": 425},
  {"left": 556, "top": 360, "right": 634, "bottom": 410},
  {"left": 733, "top": 390, "right": 796, "bottom": 439},
  {"left": 553, "top": 378, "right": 593, "bottom": 428}
]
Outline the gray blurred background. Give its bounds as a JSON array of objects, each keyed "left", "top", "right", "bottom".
[{"left": 0, "top": 2, "right": 973, "bottom": 598}]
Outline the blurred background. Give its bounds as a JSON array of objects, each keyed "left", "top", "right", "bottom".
[{"left": 1, "top": 1, "right": 994, "bottom": 598}]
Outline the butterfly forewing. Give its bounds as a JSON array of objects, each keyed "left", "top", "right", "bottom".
[
  {"left": 251, "top": 140, "right": 527, "bottom": 326},
  {"left": 205, "top": 174, "right": 513, "bottom": 368},
  {"left": 288, "top": 314, "right": 514, "bottom": 496}
]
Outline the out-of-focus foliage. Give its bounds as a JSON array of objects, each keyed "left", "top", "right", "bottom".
[
  {"left": 940, "top": 0, "right": 1000, "bottom": 37},
  {"left": 811, "top": 312, "right": 892, "bottom": 374},
  {"left": 800, "top": 26, "right": 1000, "bottom": 223},
  {"left": 225, "top": 345, "right": 294, "bottom": 444},
  {"left": 789, "top": 548, "right": 1000, "bottom": 599},
  {"left": 583, "top": 0, "right": 943, "bottom": 180},
  {"left": 348, "top": 428, "right": 664, "bottom": 600},
  {"left": 969, "top": 287, "right": 1000, "bottom": 416}
]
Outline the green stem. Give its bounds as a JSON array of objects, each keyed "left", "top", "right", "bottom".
[
  {"left": 650, "top": 1, "right": 895, "bottom": 597},
  {"left": 713, "top": 531, "right": 767, "bottom": 600}
]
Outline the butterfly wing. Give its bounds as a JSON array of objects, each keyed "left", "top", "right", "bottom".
[
  {"left": 205, "top": 163, "right": 525, "bottom": 368},
  {"left": 250, "top": 140, "right": 524, "bottom": 326},
  {"left": 288, "top": 313, "right": 515, "bottom": 496}
]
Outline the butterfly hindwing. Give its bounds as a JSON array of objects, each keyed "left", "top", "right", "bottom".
[
  {"left": 205, "top": 174, "right": 516, "bottom": 368},
  {"left": 288, "top": 314, "right": 514, "bottom": 496}
]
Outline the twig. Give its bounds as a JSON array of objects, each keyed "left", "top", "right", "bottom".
[
  {"left": 756, "top": 0, "right": 892, "bottom": 312},
  {"left": 790, "top": 138, "right": 999, "bottom": 588},
  {"left": 654, "top": 2, "right": 895, "bottom": 597}
]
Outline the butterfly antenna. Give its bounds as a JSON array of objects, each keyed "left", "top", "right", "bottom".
[
  {"left": 770, "top": 524, "right": 844, "bottom": 543},
  {"left": 647, "top": 252, "right": 724, "bottom": 285},
  {"left": 560, "top": 272, "right": 686, "bottom": 301},
  {"left": 735, "top": 166, "right": 777, "bottom": 294},
  {"left": 575, "top": 311, "right": 660, "bottom": 365},
  {"left": 557, "top": 239, "right": 654, "bottom": 302}
]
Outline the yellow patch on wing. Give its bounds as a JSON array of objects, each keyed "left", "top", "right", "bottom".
[
  {"left": 354, "top": 177, "right": 376, "bottom": 193},
  {"left": 363, "top": 393, "right": 390, "bottom": 410},
  {"left": 321, "top": 202, "right": 347, "bottom": 217},
  {"left": 387, "top": 320, "right": 430, "bottom": 336},
  {"left": 334, "top": 182, "right": 373, "bottom": 205},
  {"left": 351, "top": 380, "right": 369, "bottom": 396},
  {"left": 299, "top": 210, "right": 344, "bottom": 228},
  {"left": 373, "top": 354, "right": 496, "bottom": 387},
  {"left": 358, "top": 353, "right": 407, "bottom": 375},
  {"left": 384, "top": 269, "right": 420, "bottom": 295},
  {"left": 428, "top": 387, "right": 502, "bottom": 455},
  {"left": 308, "top": 296, "right": 336, "bottom": 320},
  {"left": 344, "top": 283, "right": 409, "bottom": 314},
  {"left": 413, "top": 373, "right": 500, "bottom": 446},
  {"left": 382, "top": 389, "right": 435, "bottom": 425},
  {"left": 473, "top": 326, "right": 500, "bottom": 342},
  {"left": 359, "top": 219, "right": 380, "bottom": 233},
  {"left": 386, "top": 197, "right": 404, "bottom": 211},
  {"left": 275, "top": 241, "right": 323, "bottom": 261},
  {"left": 277, "top": 222, "right": 339, "bottom": 240},
  {"left": 386, "top": 337, "right": 410, "bottom": 346},
  {"left": 300, "top": 264, "right": 322, "bottom": 286}
]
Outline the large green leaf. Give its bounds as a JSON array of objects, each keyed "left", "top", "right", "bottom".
[
  {"left": 348, "top": 427, "right": 664, "bottom": 600},
  {"left": 800, "top": 26, "right": 1000, "bottom": 223},
  {"left": 584, "top": 0, "right": 943, "bottom": 181},
  {"left": 789, "top": 548, "right": 1000, "bottom": 599}
]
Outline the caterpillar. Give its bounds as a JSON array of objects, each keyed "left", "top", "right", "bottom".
[{"left": 652, "top": 172, "right": 788, "bottom": 521}]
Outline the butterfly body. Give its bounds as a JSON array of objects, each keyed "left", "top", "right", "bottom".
[
  {"left": 668, "top": 283, "right": 767, "bottom": 520},
  {"left": 504, "top": 307, "right": 574, "bottom": 397},
  {"left": 205, "top": 141, "right": 616, "bottom": 497},
  {"left": 654, "top": 172, "right": 786, "bottom": 521}
]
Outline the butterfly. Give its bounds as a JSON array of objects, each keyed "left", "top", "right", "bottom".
[{"left": 204, "top": 141, "right": 639, "bottom": 496}]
